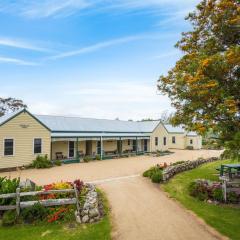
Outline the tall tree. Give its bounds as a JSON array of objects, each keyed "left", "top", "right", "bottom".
[
  {"left": 158, "top": 0, "right": 240, "bottom": 143},
  {"left": 0, "top": 97, "right": 26, "bottom": 117}
]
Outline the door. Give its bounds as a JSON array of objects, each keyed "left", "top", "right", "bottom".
[
  {"left": 68, "top": 141, "right": 75, "bottom": 158},
  {"left": 86, "top": 140, "right": 92, "bottom": 155},
  {"left": 132, "top": 140, "right": 137, "bottom": 152},
  {"left": 144, "top": 139, "right": 148, "bottom": 152},
  {"left": 117, "top": 140, "right": 122, "bottom": 154}
]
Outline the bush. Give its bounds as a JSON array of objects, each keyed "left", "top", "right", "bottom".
[
  {"left": 151, "top": 171, "right": 163, "bottom": 183},
  {"left": 188, "top": 181, "right": 208, "bottom": 201},
  {"left": 2, "top": 210, "right": 17, "bottom": 226},
  {"left": 54, "top": 160, "right": 62, "bottom": 166},
  {"left": 95, "top": 155, "right": 101, "bottom": 160},
  {"left": 32, "top": 155, "right": 52, "bottom": 169},
  {"left": 227, "top": 191, "right": 239, "bottom": 204},
  {"left": 0, "top": 177, "right": 20, "bottom": 205},
  {"left": 212, "top": 188, "right": 224, "bottom": 202},
  {"left": 21, "top": 202, "right": 49, "bottom": 223},
  {"left": 186, "top": 146, "right": 194, "bottom": 150},
  {"left": 83, "top": 156, "right": 92, "bottom": 162}
]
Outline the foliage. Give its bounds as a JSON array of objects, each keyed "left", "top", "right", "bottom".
[
  {"left": 47, "top": 207, "right": 69, "bottom": 223},
  {"left": 0, "top": 97, "right": 26, "bottom": 117},
  {"left": 0, "top": 190, "right": 111, "bottom": 240},
  {"left": 186, "top": 146, "right": 194, "bottom": 150},
  {"left": 2, "top": 210, "right": 17, "bottom": 226},
  {"left": 0, "top": 177, "right": 20, "bottom": 205},
  {"left": 151, "top": 171, "right": 163, "bottom": 183},
  {"left": 162, "top": 160, "right": 240, "bottom": 239},
  {"left": 73, "top": 179, "right": 84, "bottom": 193},
  {"left": 54, "top": 160, "right": 62, "bottom": 166},
  {"left": 227, "top": 191, "right": 239, "bottom": 204},
  {"left": 83, "top": 156, "right": 92, "bottom": 162},
  {"left": 221, "top": 132, "right": 240, "bottom": 161},
  {"left": 21, "top": 203, "right": 49, "bottom": 223},
  {"left": 188, "top": 179, "right": 224, "bottom": 202},
  {"left": 32, "top": 155, "right": 52, "bottom": 169},
  {"left": 95, "top": 155, "right": 101, "bottom": 160},
  {"left": 212, "top": 188, "right": 224, "bottom": 202},
  {"left": 143, "top": 166, "right": 163, "bottom": 183},
  {"left": 158, "top": 0, "right": 240, "bottom": 144}
]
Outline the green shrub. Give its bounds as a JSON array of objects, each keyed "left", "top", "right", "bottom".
[
  {"left": 186, "top": 146, "right": 194, "bottom": 150},
  {"left": 54, "top": 160, "right": 62, "bottom": 166},
  {"left": 2, "top": 210, "right": 17, "bottom": 226},
  {"left": 227, "top": 191, "right": 239, "bottom": 204},
  {"left": 32, "top": 155, "right": 52, "bottom": 169},
  {"left": 21, "top": 203, "right": 49, "bottom": 223},
  {"left": 151, "top": 171, "right": 163, "bottom": 183},
  {"left": 188, "top": 181, "right": 208, "bottom": 201},
  {"left": 95, "top": 155, "right": 101, "bottom": 160},
  {"left": 143, "top": 166, "right": 160, "bottom": 178},
  {"left": 212, "top": 188, "right": 224, "bottom": 202},
  {"left": 83, "top": 156, "right": 92, "bottom": 162},
  {"left": 0, "top": 177, "right": 20, "bottom": 205}
]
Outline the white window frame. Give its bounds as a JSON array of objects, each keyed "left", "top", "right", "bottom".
[
  {"left": 3, "top": 138, "right": 15, "bottom": 157},
  {"left": 33, "top": 138, "right": 42, "bottom": 155}
]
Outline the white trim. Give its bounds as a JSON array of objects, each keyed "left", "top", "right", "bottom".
[
  {"left": 3, "top": 138, "right": 15, "bottom": 157},
  {"left": 33, "top": 138, "right": 42, "bottom": 155}
]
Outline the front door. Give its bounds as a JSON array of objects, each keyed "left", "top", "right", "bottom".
[
  {"left": 117, "top": 140, "right": 122, "bottom": 154},
  {"left": 86, "top": 140, "right": 92, "bottom": 155},
  {"left": 68, "top": 141, "right": 75, "bottom": 158},
  {"left": 144, "top": 139, "right": 148, "bottom": 152}
]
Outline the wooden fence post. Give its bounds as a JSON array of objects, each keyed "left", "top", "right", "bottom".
[
  {"left": 16, "top": 187, "right": 20, "bottom": 216},
  {"left": 73, "top": 184, "right": 81, "bottom": 214}
]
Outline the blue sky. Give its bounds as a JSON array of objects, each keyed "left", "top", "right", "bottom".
[{"left": 0, "top": 0, "right": 200, "bottom": 120}]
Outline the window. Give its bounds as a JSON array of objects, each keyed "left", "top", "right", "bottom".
[
  {"left": 4, "top": 139, "right": 14, "bottom": 156},
  {"left": 155, "top": 137, "right": 158, "bottom": 146},
  {"left": 190, "top": 139, "right": 193, "bottom": 145},
  {"left": 34, "top": 138, "right": 42, "bottom": 154},
  {"left": 163, "top": 137, "right": 167, "bottom": 146},
  {"left": 128, "top": 139, "right": 131, "bottom": 146},
  {"left": 172, "top": 136, "right": 176, "bottom": 144}
]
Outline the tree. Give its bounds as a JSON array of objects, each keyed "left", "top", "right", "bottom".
[
  {"left": 0, "top": 97, "right": 26, "bottom": 117},
  {"left": 158, "top": 0, "right": 240, "bottom": 144}
]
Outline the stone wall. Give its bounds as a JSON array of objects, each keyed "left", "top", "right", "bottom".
[
  {"left": 162, "top": 157, "right": 220, "bottom": 181},
  {"left": 76, "top": 183, "right": 104, "bottom": 224}
]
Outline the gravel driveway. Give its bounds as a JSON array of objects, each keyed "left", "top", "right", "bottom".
[{"left": 0, "top": 150, "right": 224, "bottom": 240}]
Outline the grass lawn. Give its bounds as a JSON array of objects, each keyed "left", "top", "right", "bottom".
[
  {"left": 162, "top": 160, "right": 240, "bottom": 240},
  {"left": 0, "top": 190, "right": 111, "bottom": 240}
]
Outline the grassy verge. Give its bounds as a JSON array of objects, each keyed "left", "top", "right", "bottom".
[
  {"left": 162, "top": 160, "right": 240, "bottom": 240},
  {"left": 0, "top": 189, "right": 111, "bottom": 240}
]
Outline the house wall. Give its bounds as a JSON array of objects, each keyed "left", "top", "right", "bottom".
[
  {"left": 186, "top": 136, "right": 202, "bottom": 149},
  {"left": 168, "top": 133, "right": 186, "bottom": 149},
  {"left": 0, "top": 111, "right": 51, "bottom": 169},
  {"left": 150, "top": 124, "right": 169, "bottom": 152}
]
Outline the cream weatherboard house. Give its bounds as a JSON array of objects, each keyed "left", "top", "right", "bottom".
[{"left": 0, "top": 109, "right": 202, "bottom": 170}]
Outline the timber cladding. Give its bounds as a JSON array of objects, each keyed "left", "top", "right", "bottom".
[{"left": 0, "top": 111, "right": 51, "bottom": 168}]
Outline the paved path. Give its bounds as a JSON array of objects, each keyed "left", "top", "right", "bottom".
[{"left": 0, "top": 150, "right": 224, "bottom": 240}]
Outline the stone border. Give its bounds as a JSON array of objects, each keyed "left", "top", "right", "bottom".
[
  {"left": 162, "top": 157, "right": 220, "bottom": 181},
  {"left": 77, "top": 183, "right": 104, "bottom": 223}
]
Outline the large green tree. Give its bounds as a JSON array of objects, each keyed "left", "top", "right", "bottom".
[
  {"left": 158, "top": 0, "right": 240, "bottom": 143},
  {"left": 0, "top": 97, "right": 26, "bottom": 117}
]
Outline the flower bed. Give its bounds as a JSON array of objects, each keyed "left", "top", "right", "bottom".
[
  {"left": 189, "top": 179, "right": 240, "bottom": 204},
  {"left": 0, "top": 177, "right": 104, "bottom": 226}
]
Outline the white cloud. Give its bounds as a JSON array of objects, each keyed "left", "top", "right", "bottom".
[
  {"left": 0, "top": 56, "right": 38, "bottom": 66},
  {"left": 0, "top": 0, "right": 200, "bottom": 18},
  {"left": 0, "top": 37, "right": 51, "bottom": 52}
]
